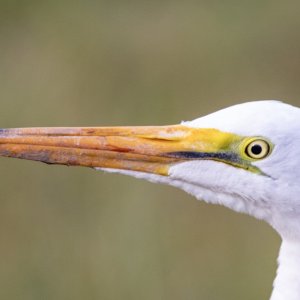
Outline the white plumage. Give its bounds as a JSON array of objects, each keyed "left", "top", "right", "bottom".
[
  {"left": 177, "top": 102, "right": 300, "bottom": 300},
  {"left": 0, "top": 100, "right": 299, "bottom": 299},
  {"left": 103, "top": 101, "right": 300, "bottom": 300}
]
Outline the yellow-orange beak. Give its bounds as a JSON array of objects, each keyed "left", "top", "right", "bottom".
[{"left": 0, "top": 125, "right": 241, "bottom": 176}]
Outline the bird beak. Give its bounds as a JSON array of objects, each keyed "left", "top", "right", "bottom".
[{"left": 0, "top": 125, "right": 240, "bottom": 176}]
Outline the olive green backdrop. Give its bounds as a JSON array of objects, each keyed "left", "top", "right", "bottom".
[{"left": 0, "top": 1, "right": 299, "bottom": 299}]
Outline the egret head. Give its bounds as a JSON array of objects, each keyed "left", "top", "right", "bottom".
[
  {"left": 0, "top": 100, "right": 299, "bottom": 238},
  {"left": 168, "top": 101, "right": 300, "bottom": 239}
]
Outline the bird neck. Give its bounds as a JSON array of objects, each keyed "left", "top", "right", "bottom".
[{"left": 270, "top": 239, "right": 300, "bottom": 300}]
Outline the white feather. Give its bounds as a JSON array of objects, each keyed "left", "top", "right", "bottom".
[{"left": 99, "top": 100, "right": 300, "bottom": 300}]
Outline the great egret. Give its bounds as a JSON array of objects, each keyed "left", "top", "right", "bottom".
[{"left": 0, "top": 100, "right": 299, "bottom": 300}]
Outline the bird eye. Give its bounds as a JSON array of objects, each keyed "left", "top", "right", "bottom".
[{"left": 244, "top": 139, "right": 271, "bottom": 160}]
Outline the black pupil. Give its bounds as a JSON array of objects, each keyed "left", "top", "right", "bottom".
[{"left": 251, "top": 144, "right": 263, "bottom": 155}]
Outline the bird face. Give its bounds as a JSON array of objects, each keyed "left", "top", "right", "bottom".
[
  {"left": 0, "top": 101, "right": 299, "bottom": 236},
  {"left": 176, "top": 100, "right": 300, "bottom": 236}
]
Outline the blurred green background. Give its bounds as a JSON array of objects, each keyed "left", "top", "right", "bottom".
[{"left": 0, "top": 1, "right": 299, "bottom": 299}]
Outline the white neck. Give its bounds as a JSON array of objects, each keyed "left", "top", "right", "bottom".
[{"left": 270, "top": 239, "right": 300, "bottom": 300}]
